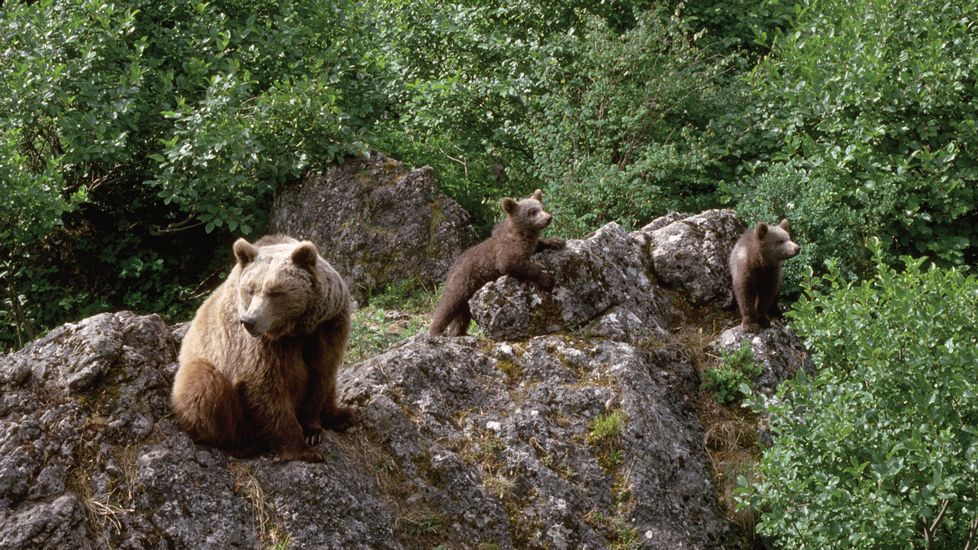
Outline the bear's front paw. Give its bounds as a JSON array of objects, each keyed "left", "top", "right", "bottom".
[
  {"left": 540, "top": 237, "right": 566, "bottom": 250},
  {"left": 303, "top": 425, "right": 327, "bottom": 446},
  {"left": 740, "top": 319, "right": 762, "bottom": 333}
]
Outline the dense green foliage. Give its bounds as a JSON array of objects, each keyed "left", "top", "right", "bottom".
[
  {"left": 0, "top": 0, "right": 385, "bottom": 347},
  {"left": 737, "top": 0, "right": 978, "bottom": 294},
  {"left": 740, "top": 243, "right": 978, "bottom": 547},
  {"left": 2, "top": 0, "right": 977, "bottom": 354}
]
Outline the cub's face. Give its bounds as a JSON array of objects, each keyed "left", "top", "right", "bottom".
[
  {"left": 501, "top": 189, "right": 552, "bottom": 231},
  {"left": 758, "top": 219, "right": 801, "bottom": 261},
  {"left": 232, "top": 239, "right": 318, "bottom": 339}
]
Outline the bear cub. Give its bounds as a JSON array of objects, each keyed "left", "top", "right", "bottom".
[
  {"left": 429, "top": 189, "right": 565, "bottom": 336},
  {"left": 729, "top": 219, "right": 801, "bottom": 331},
  {"left": 172, "top": 235, "right": 353, "bottom": 462}
]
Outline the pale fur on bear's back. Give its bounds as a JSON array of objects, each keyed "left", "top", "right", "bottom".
[{"left": 172, "top": 235, "right": 353, "bottom": 462}]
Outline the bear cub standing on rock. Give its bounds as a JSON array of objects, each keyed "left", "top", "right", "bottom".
[
  {"left": 729, "top": 219, "right": 801, "bottom": 331},
  {"left": 430, "top": 189, "right": 565, "bottom": 336},
  {"left": 172, "top": 235, "right": 354, "bottom": 462}
]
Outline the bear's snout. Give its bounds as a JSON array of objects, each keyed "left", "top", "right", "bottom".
[
  {"left": 789, "top": 242, "right": 801, "bottom": 256},
  {"left": 240, "top": 314, "right": 260, "bottom": 336}
]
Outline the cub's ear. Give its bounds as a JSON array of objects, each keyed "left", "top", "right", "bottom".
[
  {"left": 233, "top": 238, "right": 258, "bottom": 266},
  {"left": 501, "top": 197, "right": 517, "bottom": 215},
  {"left": 754, "top": 222, "right": 769, "bottom": 239},
  {"left": 291, "top": 241, "right": 319, "bottom": 271},
  {"left": 779, "top": 218, "right": 790, "bottom": 231},
  {"left": 531, "top": 189, "right": 543, "bottom": 201}
]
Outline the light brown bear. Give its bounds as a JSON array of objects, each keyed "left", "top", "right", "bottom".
[
  {"left": 172, "top": 235, "right": 353, "bottom": 462},
  {"left": 729, "top": 219, "right": 801, "bottom": 331},
  {"left": 429, "top": 189, "right": 565, "bottom": 336}
]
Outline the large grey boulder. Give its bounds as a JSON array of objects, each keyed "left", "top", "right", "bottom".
[
  {"left": 343, "top": 334, "right": 748, "bottom": 549},
  {"left": 269, "top": 151, "right": 477, "bottom": 303},
  {"left": 470, "top": 223, "right": 673, "bottom": 344},
  {"left": 470, "top": 210, "right": 746, "bottom": 343},
  {"left": 0, "top": 309, "right": 754, "bottom": 549},
  {"left": 633, "top": 209, "right": 746, "bottom": 307}
]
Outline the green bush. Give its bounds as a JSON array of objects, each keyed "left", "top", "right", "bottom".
[
  {"left": 520, "top": 9, "right": 746, "bottom": 236},
  {"left": 704, "top": 340, "right": 762, "bottom": 405},
  {"left": 371, "top": 1, "right": 637, "bottom": 230},
  {"left": 739, "top": 241, "right": 978, "bottom": 547},
  {"left": 737, "top": 0, "right": 978, "bottom": 283},
  {"left": 0, "top": 0, "right": 385, "bottom": 350}
]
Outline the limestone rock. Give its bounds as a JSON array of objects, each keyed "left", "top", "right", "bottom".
[
  {"left": 269, "top": 151, "right": 477, "bottom": 303},
  {"left": 0, "top": 310, "right": 754, "bottom": 548},
  {"left": 634, "top": 209, "right": 746, "bottom": 307},
  {"left": 470, "top": 223, "right": 673, "bottom": 344}
]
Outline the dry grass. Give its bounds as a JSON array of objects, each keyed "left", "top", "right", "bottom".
[
  {"left": 694, "top": 390, "right": 762, "bottom": 536},
  {"left": 228, "top": 461, "right": 290, "bottom": 549},
  {"left": 335, "top": 428, "right": 450, "bottom": 547},
  {"left": 653, "top": 289, "right": 764, "bottom": 537}
]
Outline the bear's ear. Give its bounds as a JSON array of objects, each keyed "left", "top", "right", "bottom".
[
  {"left": 754, "top": 222, "right": 768, "bottom": 239},
  {"left": 501, "top": 197, "right": 517, "bottom": 216},
  {"left": 779, "top": 218, "right": 790, "bottom": 231},
  {"left": 290, "top": 241, "right": 319, "bottom": 271},
  {"left": 531, "top": 189, "right": 543, "bottom": 201},
  {"left": 233, "top": 238, "right": 258, "bottom": 266}
]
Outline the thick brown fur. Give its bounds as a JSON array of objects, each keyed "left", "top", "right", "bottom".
[
  {"left": 172, "top": 235, "right": 353, "bottom": 462},
  {"left": 429, "top": 189, "right": 565, "bottom": 336},
  {"left": 729, "top": 219, "right": 801, "bottom": 331}
]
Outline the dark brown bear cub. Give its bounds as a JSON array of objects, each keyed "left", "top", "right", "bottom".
[
  {"left": 729, "top": 219, "right": 801, "bottom": 331},
  {"left": 429, "top": 189, "right": 565, "bottom": 336}
]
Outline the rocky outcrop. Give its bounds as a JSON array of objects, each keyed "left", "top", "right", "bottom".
[
  {"left": 470, "top": 223, "right": 672, "bottom": 344},
  {"left": 0, "top": 310, "right": 752, "bottom": 549},
  {"left": 269, "top": 151, "right": 477, "bottom": 303},
  {"left": 470, "top": 210, "right": 744, "bottom": 342},
  {"left": 0, "top": 209, "right": 809, "bottom": 549},
  {"left": 632, "top": 209, "right": 745, "bottom": 307}
]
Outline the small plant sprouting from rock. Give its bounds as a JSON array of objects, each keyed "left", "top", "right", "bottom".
[
  {"left": 588, "top": 411, "right": 625, "bottom": 470},
  {"left": 704, "top": 341, "right": 761, "bottom": 404}
]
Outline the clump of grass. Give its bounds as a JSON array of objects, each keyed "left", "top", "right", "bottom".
[
  {"left": 229, "top": 462, "right": 290, "bottom": 548},
  {"left": 588, "top": 411, "right": 625, "bottom": 470},
  {"left": 368, "top": 278, "right": 441, "bottom": 313},
  {"left": 347, "top": 278, "right": 441, "bottom": 363}
]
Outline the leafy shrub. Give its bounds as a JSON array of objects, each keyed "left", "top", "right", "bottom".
[
  {"left": 521, "top": 9, "right": 747, "bottom": 236},
  {"left": 704, "top": 340, "right": 762, "bottom": 404},
  {"left": 0, "top": 0, "right": 385, "bottom": 350},
  {"left": 738, "top": 0, "right": 978, "bottom": 283},
  {"left": 739, "top": 241, "right": 978, "bottom": 547}
]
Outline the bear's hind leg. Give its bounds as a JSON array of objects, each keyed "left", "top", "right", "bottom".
[
  {"left": 445, "top": 301, "right": 472, "bottom": 336},
  {"left": 172, "top": 358, "right": 246, "bottom": 452}
]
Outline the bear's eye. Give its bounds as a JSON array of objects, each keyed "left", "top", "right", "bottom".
[
  {"left": 528, "top": 208, "right": 539, "bottom": 215},
  {"left": 265, "top": 289, "right": 285, "bottom": 298}
]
